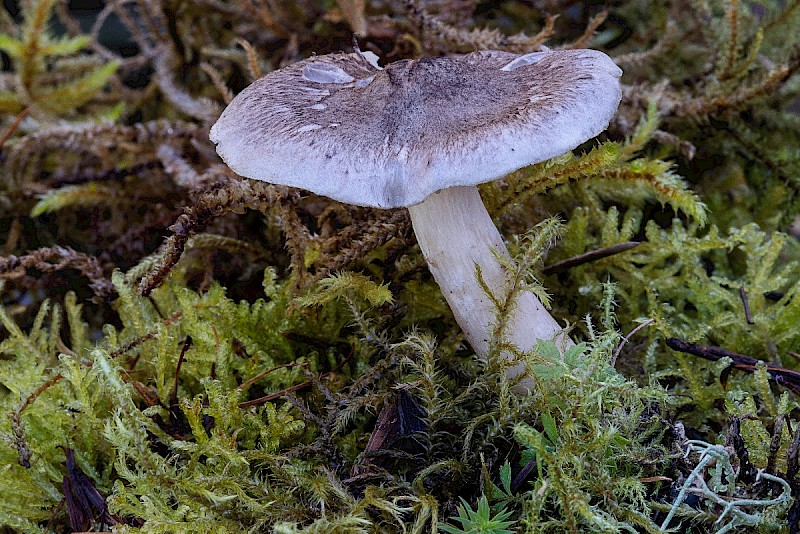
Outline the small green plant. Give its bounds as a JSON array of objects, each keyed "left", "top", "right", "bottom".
[
  {"left": 439, "top": 496, "right": 516, "bottom": 534},
  {"left": 0, "top": 0, "right": 119, "bottom": 116},
  {"left": 485, "top": 460, "right": 516, "bottom": 513}
]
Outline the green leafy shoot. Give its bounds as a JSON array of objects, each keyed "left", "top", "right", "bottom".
[
  {"left": 0, "top": 0, "right": 119, "bottom": 115},
  {"left": 298, "top": 271, "right": 393, "bottom": 308},
  {"left": 439, "top": 496, "right": 516, "bottom": 534},
  {"left": 486, "top": 102, "right": 707, "bottom": 225}
]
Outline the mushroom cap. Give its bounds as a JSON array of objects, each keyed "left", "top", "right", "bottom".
[{"left": 210, "top": 49, "right": 622, "bottom": 208}]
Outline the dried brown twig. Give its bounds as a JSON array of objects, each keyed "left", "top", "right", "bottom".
[
  {"left": 566, "top": 10, "right": 607, "bottom": 49},
  {"left": 314, "top": 209, "right": 410, "bottom": 282},
  {"left": 666, "top": 338, "right": 800, "bottom": 395},
  {"left": 543, "top": 241, "right": 641, "bottom": 275},
  {"left": 403, "top": 0, "right": 555, "bottom": 53},
  {"left": 138, "top": 178, "right": 292, "bottom": 295},
  {"left": 0, "top": 247, "right": 114, "bottom": 298}
]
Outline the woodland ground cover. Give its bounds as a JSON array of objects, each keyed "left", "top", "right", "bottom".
[{"left": 0, "top": 1, "right": 799, "bottom": 532}]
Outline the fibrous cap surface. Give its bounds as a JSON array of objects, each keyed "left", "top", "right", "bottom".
[{"left": 210, "top": 49, "right": 622, "bottom": 208}]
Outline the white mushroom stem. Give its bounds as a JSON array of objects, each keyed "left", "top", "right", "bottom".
[{"left": 407, "top": 185, "right": 573, "bottom": 391}]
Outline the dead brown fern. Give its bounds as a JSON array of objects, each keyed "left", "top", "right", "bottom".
[
  {"left": 137, "top": 178, "right": 293, "bottom": 295},
  {"left": 313, "top": 209, "right": 410, "bottom": 283},
  {"left": 0, "top": 246, "right": 114, "bottom": 298},
  {"left": 402, "top": 0, "right": 555, "bottom": 53},
  {"left": 4, "top": 120, "right": 202, "bottom": 196},
  {"left": 566, "top": 10, "right": 607, "bottom": 50}
]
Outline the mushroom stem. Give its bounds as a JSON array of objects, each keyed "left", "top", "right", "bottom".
[{"left": 407, "top": 185, "right": 573, "bottom": 390}]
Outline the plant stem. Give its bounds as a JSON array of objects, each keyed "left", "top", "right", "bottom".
[{"left": 407, "top": 185, "right": 572, "bottom": 389}]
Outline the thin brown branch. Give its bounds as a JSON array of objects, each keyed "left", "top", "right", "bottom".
[
  {"left": 739, "top": 285, "right": 754, "bottom": 325},
  {"left": 200, "top": 62, "right": 234, "bottom": 104},
  {"left": 0, "top": 108, "right": 31, "bottom": 150},
  {"left": 111, "top": 311, "right": 183, "bottom": 367},
  {"left": 16, "top": 373, "right": 65, "bottom": 418},
  {"left": 10, "top": 372, "right": 65, "bottom": 467},
  {"left": 138, "top": 180, "right": 290, "bottom": 295},
  {"left": 314, "top": 209, "right": 410, "bottom": 282},
  {"left": 543, "top": 241, "right": 641, "bottom": 275},
  {"left": 236, "top": 38, "right": 263, "bottom": 81},
  {"left": 239, "top": 354, "right": 351, "bottom": 408},
  {"left": 403, "top": 0, "right": 555, "bottom": 53},
  {"left": 612, "top": 318, "right": 656, "bottom": 366},
  {"left": 169, "top": 337, "right": 193, "bottom": 406},
  {"left": 721, "top": 0, "right": 740, "bottom": 78},
  {"left": 0, "top": 247, "right": 115, "bottom": 298},
  {"left": 566, "top": 10, "right": 607, "bottom": 49},
  {"left": 237, "top": 362, "right": 307, "bottom": 392},
  {"left": 615, "top": 20, "right": 683, "bottom": 69},
  {"left": 666, "top": 338, "right": 800, "bottom": 395},
  {"left": 2, "top": 218, "right": 23, "bottom": 256}
]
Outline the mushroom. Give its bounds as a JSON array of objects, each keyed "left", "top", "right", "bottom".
[{"left": 210, "top": 48, "right": 622, "bottom": 390}]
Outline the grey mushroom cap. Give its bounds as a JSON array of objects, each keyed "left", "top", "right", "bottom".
[{"left": 210, "top": 49, "right": 622, "bottom": 208}]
